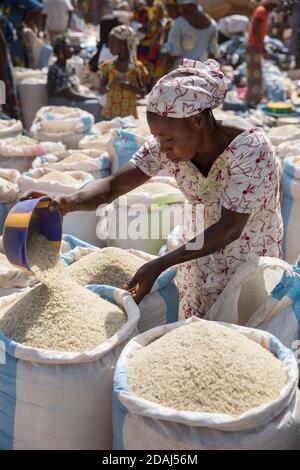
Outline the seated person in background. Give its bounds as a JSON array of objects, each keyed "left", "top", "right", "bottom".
[
  {"left": 42, "top": 0, "right": 74, "bottom": 43},
  {"left": 162, "top": 0, "right": 219, "bottom": 74},
  {"left": 98, "top": 25, "right": 148, "bottom": 119},
  {"left": 47, "top": 35, "right": 101, "bottom": 121}
]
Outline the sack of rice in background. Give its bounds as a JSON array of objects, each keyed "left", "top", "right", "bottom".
[
  {"left": 32, "top": 149, "right": 111, "bottom": 179},
  {"left": 18, "top": 169, "right": 99, "bottom": 245},
  {"left": 0, "top": 120, "right": 23, "bottom": 139},
  {"left": 31, "top": 106, "right": 94, "bottom": 149},
  {"left": 0, "top": 135, "right": 65, "bottom": 171}
]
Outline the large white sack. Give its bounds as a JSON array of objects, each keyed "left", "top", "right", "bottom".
[
  {"left": 0, "top": 120, "right": 23, "bottom": 139},
  {"left": 0, "top": 286, "right": 140, "bottom": 450},
  {"left": 18, "top": 167, "right": 94, "bottom": 195},
  {"left": 31, "top": 106, "right": 94, "bottom": 149},
  {"left": 0, "top": 135, "right": 65, "bottom": 158},
  {"left": 32, "top": 149, "right": 111, "bottom": 179},
  {"left": 18, "top": 170, "right": 100, "bottom": 245},
  {"left": 268, "top": 125, "right": 300, "bottom": 146},
  {"left": 113, "top": 317, "right": 300, "bottom": 450},
  {"left": 281, "top": 156, "right": 300, "bottom": 263},
  {"left": 18, "top": 80, "right": 48, "bottom": 129},
  {"left": 276, "top": 140, "right": 300, "bottom": 160},
  {"left": 79, "top": 130, "right": 113, "bottom": 152}
]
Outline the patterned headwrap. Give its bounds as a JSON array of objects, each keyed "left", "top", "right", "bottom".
[
  {"left": 147, "top": 59, "right": 229, "bottom": 118},
  {"left": 109, "top": 25, "right": 138, "bottom": 68}
]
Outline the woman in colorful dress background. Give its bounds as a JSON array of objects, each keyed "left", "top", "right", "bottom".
[
  {"left": 98, "top": 25, "right": 148, "bottom": 119},
  {"left": 133, "top": 0, "right": 164, "bottom": 89},
  {"left": 245, "top": 0, "right": 280, "bottom": 106}
]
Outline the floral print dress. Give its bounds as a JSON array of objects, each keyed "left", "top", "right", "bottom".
[
  {"left": 130, "top": 127, "right": 283, "bottom": 319},
  {"left": 98, "top": 60, "right": 148, "bottom": 119}
]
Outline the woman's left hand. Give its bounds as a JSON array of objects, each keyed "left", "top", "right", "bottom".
[{"left": 123, "top": 259, "right": 164, "bottom": 304}]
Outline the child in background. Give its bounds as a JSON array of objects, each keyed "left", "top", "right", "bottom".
[{"left": 98, "top": 25, "right": 148, "bottom": 119}]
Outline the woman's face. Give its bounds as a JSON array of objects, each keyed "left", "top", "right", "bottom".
[
  {"left": 147, "top": 112, "right": 202, "bottom": 163},
  {"left": 108, "top": 35, "right": 127, "bottom": 55}
]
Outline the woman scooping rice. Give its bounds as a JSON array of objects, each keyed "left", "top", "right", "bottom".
[{"left": 22, "top": 59, "right": 282, "bottom": 319}]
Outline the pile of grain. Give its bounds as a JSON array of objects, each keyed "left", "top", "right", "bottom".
[
  {"left": 27, "top": 233, "right": 63, "bottom": 284},
  {"left": 0, "top": 234, "right": 126, "bottom": 352},
  {"left": 68, "top": 247, "right": 145, "bottom": 288},
  {"left": 62, "top": 153, "right": 93, "bottom": 164},
  {"left": 128, "top": 320, "right": 287, "bottom": 416},
  {"left": 39, "top": 171, "right": 79, "bottom": 185},
  {"left": 130, "top": 182, "right": 181, "bottom": 195}
]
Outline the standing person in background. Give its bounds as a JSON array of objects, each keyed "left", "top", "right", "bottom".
[
  {"left": 133, "top": 0, "right": 164, "bottom": 89},
  {"left": 2, "top": 0, "right": 44, "bottom": 66},
  {"left": 290, "top": 0, "right": 300, "bottom": 67},
  {"left": 162, "top": 0, "right": 219, "bottom": 74},
  {"left": 0, "top": 13, "right": 20, "bottom": 119},
  {"left": 43, "top": 0, "right": 74, "bottom": 43},
  {"left": 245, "top": 0, "right": 280, "bottom": 107},
  {"left": 98, "top": 25, "right": 148, "bottom": 119},
  {"left": 89, "top": 15, "right": 122, "bottom": 73},
  {"left": 163, "top": 0, "right": 180, "bottom": 43}
]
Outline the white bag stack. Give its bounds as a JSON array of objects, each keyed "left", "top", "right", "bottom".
[
  {"left": 32, "top": 149, "right": 111, "bottom": 179},
  {"left": 268, "top": 125, "right": 300, "bottom": 146},
  {"left": 30, "top": 106, "right": 94, "bottom": 149},
  {"left": 0, "top": 169, "right": 20, "bottom": 236},
  {"left": 0, "top": 135, "right": 65, "bottom": 172},
  {"left": 18, "top": 168, "right": 101, "bottom": 246},
  {"left": 276, "top": 140, "right": 300, "bottom": 160},
  {"left": 0, "top": 120, "right": 23, "bottom": 139}
]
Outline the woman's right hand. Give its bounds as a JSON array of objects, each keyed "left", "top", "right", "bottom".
[{"left": 20, "top": 191, "right": 75, "bottom": 216}]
